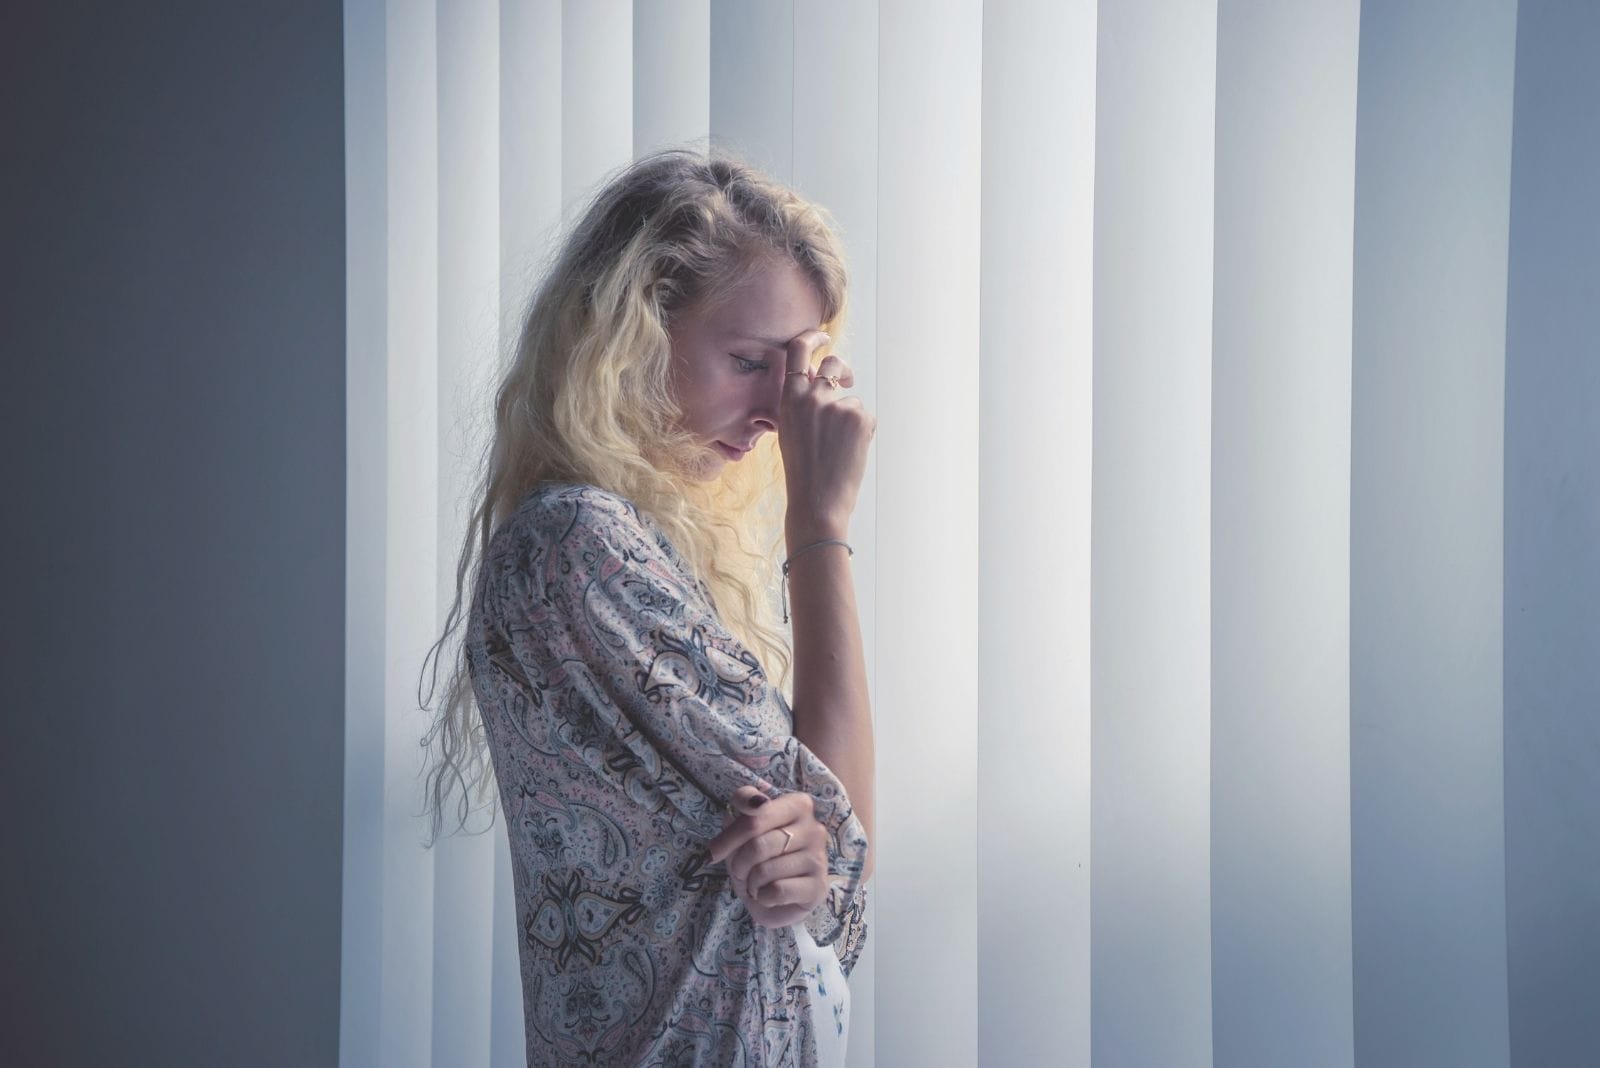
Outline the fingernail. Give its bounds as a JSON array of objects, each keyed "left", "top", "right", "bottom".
[{"left": 747, "top": 794, "right": 767, "bottom": 808}]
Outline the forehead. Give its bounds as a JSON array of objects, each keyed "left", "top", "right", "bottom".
[{"left": 702, "top": 260, "right": 824, "bottom": 346}]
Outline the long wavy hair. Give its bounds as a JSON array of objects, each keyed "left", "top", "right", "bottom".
[{"left": 417, "top": 146, "right": 852, "bottom": 846}]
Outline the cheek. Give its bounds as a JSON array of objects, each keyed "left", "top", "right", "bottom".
[
  {"left": 666, "top": 360, "right": 704, "bottom": 410},
  {"left": 728, "top": 378, "right": 762, "bottom": 412},
  {"left": 676, "top": 381, "right": 727, "bottom": 433}
]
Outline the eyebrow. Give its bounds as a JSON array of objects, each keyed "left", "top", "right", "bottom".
[{"left": 726, "top": 332, "right": 796, "bottom": 351}]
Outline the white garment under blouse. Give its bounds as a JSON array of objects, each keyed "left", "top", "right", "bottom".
[{"left": 792, "top": 922, "right": 851, "bottom": 1066}]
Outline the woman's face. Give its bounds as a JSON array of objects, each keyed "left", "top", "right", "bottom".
[{"left": 666, "top": 257, "right": 825, "bottom": 481}]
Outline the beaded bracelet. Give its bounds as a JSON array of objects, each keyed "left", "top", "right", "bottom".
[{"left": 780, "top": 538, "right": 854, "bottom": 624}]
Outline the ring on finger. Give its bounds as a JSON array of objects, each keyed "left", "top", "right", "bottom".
[{"left": 783, "top": 369, "right": 843, "bottom": 388}]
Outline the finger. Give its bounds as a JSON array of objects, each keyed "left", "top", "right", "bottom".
[
  {"left": 716, "top": 793, "right": 806, "bottom": 850},
  {"left": 744, "top": 849, "right": 813, "bottom": 899},
  {"left": 709, "top": 813, "right": 774, "bottom": 866},
  {"left": 813, "top": 354, "right": 853, "bottom": 387},
  {"left": 723, "top": 825, "right": 789, "bottom": 881},
  {"left": 732, "top": 784, "right": 768, "bottom": 815},
  {"left": 783, "top": 328, "right": 832, "bottom": 381},
  {"left": 709, "top": 822, "right": 759, "bottom": 866},
  {"left": 720, "top": 818, "right": 812, "bottom": 879},
  {"left": 709, "top": 791, "right": 812, "bottom": 864},
  {"left": 709, "top": 787, "right": 771, "bottom": 858},
  {"left": 743, "top": 898, "right": 813, "bottom": 930},
  {"left": 747, "top": 874, "right": 809, "bottom": 908}
]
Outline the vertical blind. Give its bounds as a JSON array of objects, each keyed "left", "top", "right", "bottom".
[{"left": 341, "top": 1, "right": 1599, "bottom": 1065}]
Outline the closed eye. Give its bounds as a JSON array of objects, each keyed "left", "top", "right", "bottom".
[{"left": 731, "top": 355, "right": 770, "bottom": 374}]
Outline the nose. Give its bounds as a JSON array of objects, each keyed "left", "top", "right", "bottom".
[
  {"left": 752, "top": 370, "right": 783, "bottom": 432},
  {"left": 750, "top": 410, "right": 778, "bottom": 439}
]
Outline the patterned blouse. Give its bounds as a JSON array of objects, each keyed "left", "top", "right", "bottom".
[{"left": 465, "top": 482, "right": 871, "bottom": 1066}]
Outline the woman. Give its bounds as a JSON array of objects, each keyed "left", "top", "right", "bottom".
[{"left": 419, "top": 147, "right": 876, "bottom": 1066}]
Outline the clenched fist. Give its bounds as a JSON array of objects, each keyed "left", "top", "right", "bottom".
[{"left": 708, "top": 785, "right": 831, "bottom": 929}]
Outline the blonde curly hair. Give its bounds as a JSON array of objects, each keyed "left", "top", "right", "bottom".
[{"left": 417, "top": 145, "right": 851, "bottom": 846}]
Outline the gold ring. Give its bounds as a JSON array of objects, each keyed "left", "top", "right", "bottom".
[{"left": 778, "top": 828, "right": 794, "bottom": 853}]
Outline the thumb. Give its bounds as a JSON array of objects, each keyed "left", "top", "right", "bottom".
[{"left": 734, "top": 785, "right": 770, "bottom": 814}]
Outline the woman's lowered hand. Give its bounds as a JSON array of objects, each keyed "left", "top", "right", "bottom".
[{"left": 708, "top": 785, "right": 831, "bottom": 929}]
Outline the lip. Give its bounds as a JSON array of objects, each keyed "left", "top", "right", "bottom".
[{"left": 714, "top": 441, "right": 749, "bottom": 460}]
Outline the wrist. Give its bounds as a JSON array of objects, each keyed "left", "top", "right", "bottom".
[{"left": 785, "top": 518, "right": 849, "bottom": 551}]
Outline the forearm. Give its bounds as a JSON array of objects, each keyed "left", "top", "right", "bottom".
[{"left": 785, "top": 525, "right": 875, "bottom": 884}]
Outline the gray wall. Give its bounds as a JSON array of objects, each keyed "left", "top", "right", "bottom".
[
  {"left": 1, "top": 3, "right": 345, "bottom": 1065},
  {"left": 1350, "top": 0, "right": 1517, "bottom": 1064},
  {"left": 1211, "top": 3, "right": 1358, "bottom": 1065},
  {"left": 1504, "top": 2, "right": 1600, "bottom": 1064}
]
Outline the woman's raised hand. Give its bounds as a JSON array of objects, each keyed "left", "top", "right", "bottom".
[
  {"left": 779, "top": 329, "right": 876, "bottom": 541},
  {"left": 708, "top": 785, "right": 831, "bottom": 929}
]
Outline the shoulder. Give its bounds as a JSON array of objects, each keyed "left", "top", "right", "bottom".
[
  {"left": 492, "top": 483, "right": 707, "bottom": 599},
  {"left": 498, "top": 482, "right": 676, "bottom": 571},
  {"left": 510, "top": 482, "right": 641, "bottom": 537}
]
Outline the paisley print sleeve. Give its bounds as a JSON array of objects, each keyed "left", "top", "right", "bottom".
[
  {"left": 817, "top": 878, "right": 870, "bottom": 977},
  {"left": 487, "top": 485, "right": 870, "bottom": 950}
]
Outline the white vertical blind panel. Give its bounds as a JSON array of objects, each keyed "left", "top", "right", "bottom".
[
  {"left": 432, "top": 3, "right": 501, "bottom": 1066},
  {"left": 791, "top": 4, "right": 881, "bottom": 1063},
  {"left": 492, "top": 3, "right": 562, "bottom": 1062},
  {"left": 1350, "top": 1, "right": 1516, "bottom": 1064},
  {"left": 501, "top": 0, "right": 564, "bottom": 346},
  {"left": 340, "top": 0, "right": 389, "bottom": 1063},
  {"left": 1503, "top": 3, "right": 1600, "bottom": 1063},
  {"left": 382, "top": 2, "right": 441, "bottom": 1066},
  {"left": 488, "top": 817, "right": 523, "bottom": 1068},
  {"left": 634, "top": 0, "right": 710, "bottom": 157},
  {"left": 977, "top": 2, "right": 1096, "bottom": 1066},
  {"left": 876, "top": 1, "right": 983, "bottom": 1063},
  {"left": 1090, "top": 1, "right": 1218, "bottom": 1064},
  {"left": 1209, "top": 3, "right": 1359, "bottom": 1066},
  {"left": 561, "top": 0, "right": 632, "bottom": 206},
  {"left": 709, "top": 0, "right": 792, "bottom": 179}
]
